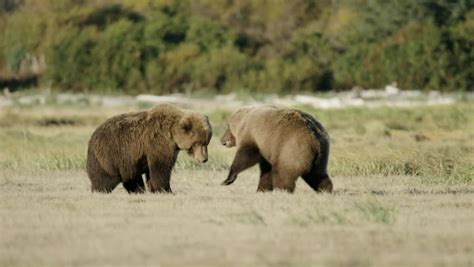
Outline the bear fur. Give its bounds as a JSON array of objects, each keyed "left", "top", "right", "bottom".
[
  {"left": 220, "top": 105, "right": 332, "bottom": 193},
  {"left": 86, "top": 103, "right": 212, "bottom": 193}
]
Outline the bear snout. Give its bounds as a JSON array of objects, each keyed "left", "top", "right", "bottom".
[
  {"left": 195, "top": 155, "right": 208, "bottom": 163},
  {"left": 220, "top": 138, "right": 235, "bottom": 148},
  {"left": 193, "top": 145, "right": 208, "bottom": 163},
  {"left": 220, "top": 137, "right": 227, "bottom": 146}
]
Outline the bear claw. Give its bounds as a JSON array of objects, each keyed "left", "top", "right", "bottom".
[{"left": 221, "top": 178, "right": 235, "bottom": 185}]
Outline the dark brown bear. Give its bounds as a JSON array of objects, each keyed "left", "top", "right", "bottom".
[
  {"left": 220, "top": 105, "right": 332, "bottom": 193},
  {"left": 87, "top": 104, "right": 212, "bottom": 193}
]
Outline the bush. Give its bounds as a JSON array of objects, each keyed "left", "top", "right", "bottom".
[
  {"left": 47, "top": 27, "right": 99, "bottom": 91},
  {"left": 192, "top": 46, "right": 249, "bottom": 92},
  {"left": 334, "top": 21, "right": 448, "bottom": 90}
]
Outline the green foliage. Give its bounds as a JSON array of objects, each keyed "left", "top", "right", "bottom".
[
  {"left": 1, "top": 8, "right": 45, "bottom": 75},
  {"left": 333, "top": 0, "right": 474, "bottom": 91},
  {"left": 335, "top": 21, "right": 448, "bottom": 89},
  {"left": 187, "top": 17, "right": 234, "bottom": 51},
  {"left": 1, "top": 0, "right": 473, "bottom": 92},
  {"left": 47, "top": 27, "right": 98, "bottom": 91},
  {"left": 192, "top": 46, "right": 249, "bottom": 92},
  {"left": 93, "top": 19, "right": 145, "bottom": 92}
]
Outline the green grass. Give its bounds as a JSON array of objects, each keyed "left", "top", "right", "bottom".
[
  {"left": 1, "top": 103, "right": 472, "bottom": 184},
  {"left": 356, "top": 198, "right": 396, "bottom": 225}
]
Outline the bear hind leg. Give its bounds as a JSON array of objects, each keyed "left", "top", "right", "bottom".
[
  {"left": 87, "top": 151, "right": 120, "bottom": 193},
  {"left": 90, "top": 175, "right": 121, "bottom": 193},
  {"left": 317, "top": 174, "right": 333, "bottom": 192},
  {"left": 123, "top": 174, "right": 146, "bottom": 194},
  {"left": 257, "top": 159, "right": 273, "bottom": 192},
  {"left": 302, "top": 171, "right": 333, "bottom": 193}
]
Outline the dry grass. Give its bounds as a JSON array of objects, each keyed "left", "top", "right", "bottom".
[
  {"left": 1, "top": 170, "right": 473, "bottom": 266},
  {"left": 0, "top": 101, "right": 473, "bottom": 266}
]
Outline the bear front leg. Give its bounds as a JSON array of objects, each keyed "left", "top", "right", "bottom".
[
  {"left": 257, "top": 159, "right": 273, "bottom": 192},
  {"left": 222, "top": 145, "right": 261, "bottom": 185},
  {"left": 147, "top": 158, "right": 173, "bottom": 193}
]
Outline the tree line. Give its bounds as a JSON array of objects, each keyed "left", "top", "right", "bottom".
[{"left": 0, "top": 0, "right": 473, "bottom": 94}]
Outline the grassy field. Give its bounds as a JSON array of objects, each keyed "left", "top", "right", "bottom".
[{"left": 1, "top": 100, "right": 473, "bottom": 266}]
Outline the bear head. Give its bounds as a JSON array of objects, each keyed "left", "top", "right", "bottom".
[
  {"left": 220, "top": 126, "right": 236, "bottom": 148},
  {"left": 173, "top": 113, "right": 212, "bottom": 163},
  {"left": 219, "top": 106, "right": 253, "bottom": 148}
]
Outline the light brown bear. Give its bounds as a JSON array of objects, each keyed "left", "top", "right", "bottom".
[
  {"left": 86, "top": 103, "right": 212, "bottom": 193},
  {"left": 220, "top": 105, "right": 332, "bottom": 193}
]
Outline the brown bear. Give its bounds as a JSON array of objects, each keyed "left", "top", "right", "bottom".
[
  {"left": 220, "top": 105, "right": 332, "bottom": 193},
  {"left": 86, "top": 103, "right": 212, "bottom": 193}
]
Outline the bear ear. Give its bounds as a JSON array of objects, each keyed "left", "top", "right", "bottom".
[{"left": 179, "top": 117, "right": 193, "bottom": 133}]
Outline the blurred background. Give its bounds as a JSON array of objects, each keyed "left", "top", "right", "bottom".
[{"left": 1, "top": 0, "right": 473, "bottom": 95}]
